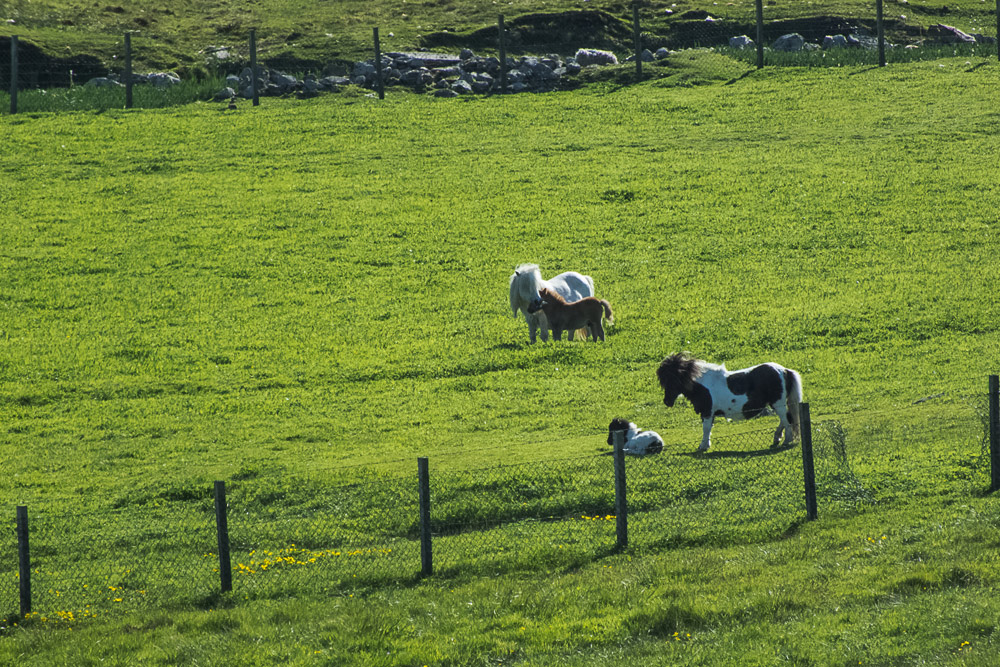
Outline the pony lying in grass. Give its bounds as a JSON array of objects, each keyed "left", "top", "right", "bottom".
[
  {"left": 526, "top": 288, "right": 614, "bottom": 342},
  {"left": 508, "top": 263, "right": 594, "bottom": 343},
  {"left": 607, "top": 418, "right": 664, "bottom": 456},
  {"left": 656, "top": 353, "right": 803, "bottom": 452}
]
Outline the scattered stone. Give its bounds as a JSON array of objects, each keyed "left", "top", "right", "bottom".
[
  {"left": 822, "top": 35, "right": 848, "bottom": 49},
  {"left": 929, "top": 24, "right": 976, "bottom": 44},
  {"left": 574, "top": 48, "right": 618, "bottom": 66},
  {"left": 772, "top": 33, "right": 806, "bottom": 52},
  {"left": 729, "top": 35, "right": 754, "bottom": 50}
]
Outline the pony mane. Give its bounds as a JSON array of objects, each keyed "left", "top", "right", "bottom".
[
  {"left": 657, "top": 353, "right": 706, "bottom": 392},
  {"left": 538, "top": 287, "right": 568, "bottom": 305},
  {"left": 608, "top": 417, "right": 631, "bottom": 432}
]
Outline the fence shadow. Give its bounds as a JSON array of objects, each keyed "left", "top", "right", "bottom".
[{"left": 674, "top": 443, "right": 798, "bottom": 460}]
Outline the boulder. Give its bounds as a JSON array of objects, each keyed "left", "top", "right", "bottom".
[
  {"left": 729, "top": 35, "right": 754, "bottom": 50},
  {"left": 574, "top": 48, "right": 618, "bottom": 66},
  {"left": 773, "top": 33, "right": 806, "bottom": 52}
]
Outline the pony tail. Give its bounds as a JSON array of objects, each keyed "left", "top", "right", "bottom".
[
  {"left": 601, "top": 300, "right": 614, "bottom": 324},
  {"left": 785, "top": 369, "right": 803, "bottom": 440}
]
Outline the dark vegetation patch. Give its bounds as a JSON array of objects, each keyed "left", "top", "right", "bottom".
[
  {"left": 0, "top": 36, "right": 106, "bottom": 88},
  {"left": 421, "top": 10, "right": 634, "bottom": 55}
]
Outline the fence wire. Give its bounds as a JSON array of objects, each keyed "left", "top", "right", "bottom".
[
  {"left": 3, "top": 3, "right": 997, "bottom": 113},
  {"left": 223, "top": 468, "right": 419, "bottom": 597},
  {"left": 3, "top": 389, "right": 994, "bottom": 620},
  {"left": 1, "top": 506, "right": 215, "bottom": 625}
]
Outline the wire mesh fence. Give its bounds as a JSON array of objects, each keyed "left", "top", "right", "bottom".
[
  {"left": 1, "top": 505, "right": 216, "bottom": 626},
  {"left": 3, "top": 385, "right": 997, "bottom": 622},
  {"left": 3, "top": 2, "right": 998, "bottom": 113},
  {"left": 223, "top": 467, "right": 420, "bottom": 598}
]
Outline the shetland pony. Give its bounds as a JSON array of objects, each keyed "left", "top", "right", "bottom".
[
  {"left": 527, "top": 288, "right": 614, "bottom": 342},
  {"left": 656, "top": 353, "right": 803, "bottom": 452},
  {"left": 508, "top": 263, "right": 594, "bottom": 343},
  {"left": 607, "top": 418, "right": 664, "bottom": 456}
]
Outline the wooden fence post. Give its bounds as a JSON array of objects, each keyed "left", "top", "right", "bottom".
[
  {"left": 498, "top": 15, "right": 507, "bottom": 92},
  {"left": 9, "top": 35, "right": 17, "bottom": 115},
  {"left": 124, "top": 32, "right": 133, "bottom": 109},
  {"left": 800, "top": 403, "right": 818, "bottom": 520},
  {"left": 755, "top": 0, "right": 764, "bottom": 69},
  {"left": 613, "top": 430, "right": 628, "bottom": 549},
  {"left": 876, "top": 0, "right": 886, "bottom": 67},
  {"left": 418, "top": 457, "right": 433, "bottom": 576},
  {"left": 373, "top": 27, "right": 385, "bottom": 100},
  {"left": 250, "top": 29, "right": 259, "bottom": 107},
  {"left": 633, "top": 3, "right": 643, "bottom": 80},
  {"left": 989, "top": 375, "right": 999, "bottom": 492},
  {"left": 16, "top": 506, "right": 30, "bottom": 616},
  {"left": 214, "top": 481, "right": 232, "bottom": 593}
]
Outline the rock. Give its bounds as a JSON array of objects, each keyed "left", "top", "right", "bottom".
[
  {"left": 822, "top": 35, "right": 849, "bottom": 49},
  {"left": 772, "top": 33, "right": 806, "bottom": 52},
  {"left": 213, "top": 87, "right": 236, "bottom": 101},
  {"left": 147, "top": 72, "right": 181, "bottom": 88},
  {"left": 729, "top": 35, "right": 754, "bottom": 50},
  {"left": 574, "top": 48, "right": 618, "bottom": 66},
  {"left": 929, "top": 24, "right": 976, "bottom": 44}
]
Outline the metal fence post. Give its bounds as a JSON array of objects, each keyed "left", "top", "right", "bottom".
[
  {"left": 214, "top": 481, "right": 233, "bottom": 592},
  {"left": 418, "top": 457, "right": 432, "bottom": 576},
  {"left": 755, "top": 0, "right": 764, "bottom": 69},
  {"left": 800, "top": 403, "right": 818, "bottom": 520},
  {"left": 373, "top": 27, "right": 385, "bottom": 100},
  {"left": 876, "top": 0, "right": 886, "bottom": 67},
  {"left": 989, "top": 375, "right": 999, "bottom": 492},
  {"left": 9, "top": 35, "right": 18, "bottom": 114},
  {"left": 613, "top": 431, "right": 628, "bottom": 548},
  {"left": 16, "top": 506, "right": 30, "bottom": 616},
  {"left": 124, "top": 32, "right": 133, "bottom": 109},
  {"left": 633, "top": 3, "right": 642, "bottom": 80},
  {"left": 498, "top": 15, "right": 507, "bottom": 92},
  {"left": 250, "top": 29, "right": 259, "bottom": 106}
]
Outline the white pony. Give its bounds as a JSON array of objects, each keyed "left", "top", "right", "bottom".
[
  {"left": 508, "top": 263, "right": 594, "bottom": 343},
  {"left": 607, "top": 418, "right": 664, "bottom": 456}
]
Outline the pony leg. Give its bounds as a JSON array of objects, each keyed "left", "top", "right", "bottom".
[
  {"left": 772, "top": 403, "right": 793, "bottom": 446},
  {"left": 591, "top": 321, "right": 604, "bottom": 342},
  {"left": 698, "top": 417, "right": 714, "bottom": 452}
]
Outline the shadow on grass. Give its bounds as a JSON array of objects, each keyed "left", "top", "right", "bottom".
[{"left": 674, "top": 442, "right": 799, "bottom": 460}]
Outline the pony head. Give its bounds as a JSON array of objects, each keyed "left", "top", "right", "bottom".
[
  {"left": 607, "top": 418, "right": 632, "bottom": 446},
  {"left": 656, "top": 353, "right": 703, "bottom": 407},
  {"left": 538, "top": 287, "right": 566, "bottom": 304},
  {"left": 509, "top": 264, "right": 544, "bottom": 317},
  {"left": 526, "top": 297, "right": 544, "bottom": 314}
]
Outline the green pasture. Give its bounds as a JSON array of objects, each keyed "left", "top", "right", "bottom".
[{"left": 1, "top": 58, "right": 1000, "bottom": 664}]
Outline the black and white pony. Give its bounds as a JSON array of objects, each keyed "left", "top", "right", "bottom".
[
  {"left": 508, "top": 263, "right": 594, "bottom": 343},
  {"left": 607, "top": 418, "right": 664, "bottom": 456},
  {"left": 656, "top": 353, "right": 803, "bottom": 452}
]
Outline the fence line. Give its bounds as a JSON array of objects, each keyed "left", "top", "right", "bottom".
[
  {"left": 3, "top": 381, "right": 997, "bottom": 624},
  {"left": 4, "top": 1, "right": 1000, "bottom": 114}
]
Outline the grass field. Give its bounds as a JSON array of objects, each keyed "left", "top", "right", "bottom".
[{"left": 2, "top": 55, "right": 1000, "bottom": 664}]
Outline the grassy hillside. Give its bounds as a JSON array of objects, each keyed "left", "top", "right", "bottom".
[{"left": 2, "top": 47, "right": 1000, "bottom": 667}]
